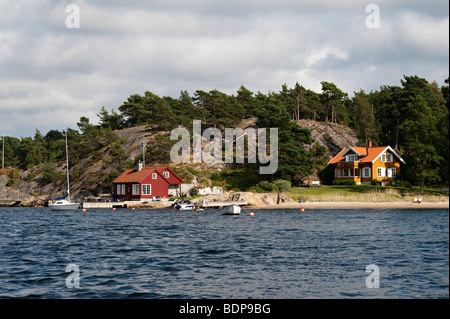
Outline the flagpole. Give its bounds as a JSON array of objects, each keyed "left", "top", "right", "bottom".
[
  {"left": 142, "top": 140, "right": 146, "bottom": 166},
  {"left": 2, "top": 133, "right": 4, "bottom": 170}
]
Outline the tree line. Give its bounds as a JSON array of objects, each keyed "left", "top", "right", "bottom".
[{"left": 1, "top": 75, "right": 448, "bottom": 190}]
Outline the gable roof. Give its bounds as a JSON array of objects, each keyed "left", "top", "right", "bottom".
[
  {"left": 112, "top": 166, "right": 183, "bottom": 184},
  {"left": 328, "top": 146, "right": 405, "bottom": 164}
]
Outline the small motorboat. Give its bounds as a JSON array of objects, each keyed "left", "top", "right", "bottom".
[
  {"left": 221, "top": 204, "right": 241, "bottom": 215},
  {"left": 173, "top": 200, "right": 195, "bottom": 211}
]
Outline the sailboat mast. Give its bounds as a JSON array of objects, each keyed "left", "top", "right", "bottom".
[{"left": 65, "top": 131, "right": 70, "bottom": 201}]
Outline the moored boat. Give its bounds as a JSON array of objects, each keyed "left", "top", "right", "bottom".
[
  {"left": 173, "top": 200, "right": 195, "bottom": 211},
  {"left": 48, "top": 131, "right": 79, "bottom": 212},
  {"left": 221, "top": 204, "right": 241, "bottom": 215}
]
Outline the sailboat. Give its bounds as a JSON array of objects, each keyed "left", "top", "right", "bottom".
[{"left": 48, "top": 132, "right": 80, "bottom": 211}]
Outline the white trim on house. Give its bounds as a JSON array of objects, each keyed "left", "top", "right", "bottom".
[
  {"left": 363, "top": 167, "right": 371, "bottom": 178},
  {"left": 341, "top": 147, "right": 362, "bottom": 157},
  {"left": 142, "top": 184, "right": 152, "bottom": 195},
  {"left": 371, "top": 146, "right": 406, "bottom": 164}
]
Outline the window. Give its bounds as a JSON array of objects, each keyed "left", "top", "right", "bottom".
[
  {"left": 117, "top": 184, "right": 125, "bottom": 195},
  {"left": 163, "top": 171, "right": 169, "bottom": 178},
  {"left": 381, "top": 154, "right": 386, "bottom": 162},
  {"left": 386, "top": 154, "right": 393, "bottom": 162},
  {"left": 388, "top": 168, "right": 397, "bottom": 178},
  {"left": 142, "top": 184, "right": 151, "bottom": 195},
  {"left": 355, "top": 168, "right": 361, "bottom": 177},
  {"left": 335, "top": 169, "right": 340, "bottom": 178},
  {"left": 132, "top": 184, "right": 140, "bottom": 195},
  {"left": 363, "top": 167, "right": 371, "bottom": 178},
  {"left": 377, "top": 167, "right": 386, "bottom": 178},
  {"left": 346, "top": 155, "right": 358, "bottom": 162},
  {"left": 152, "top": 173, "right": 157, "bottom": 179}
]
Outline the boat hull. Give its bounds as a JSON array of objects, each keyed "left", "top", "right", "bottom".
[
  {"left": 49, "top": 201, "right": 80, "bottom": 211},
  {"left": 174, "top": 204, "right": 195, "bottom": 211},
  {"left": 221, "top": 205, "right": 241, "bottom": 215}
]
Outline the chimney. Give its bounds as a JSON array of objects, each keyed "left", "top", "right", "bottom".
[
  {"left": 367, "top": 140, "right": 372, "bottom": 148},
  {"left": 137, "top": 160, "right": 143, "bottom": 172}
]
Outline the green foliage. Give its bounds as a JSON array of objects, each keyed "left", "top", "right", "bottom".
[
  {"left": 40, "top": 163, "right": 65, "bottom": 185},
  {"left": 332, "top": 179, "right": 356, "bottom": 186},
  {"left": 258, "top": 180, "right": 279, "bottom": 192},
  {"left": 273, "top": 179, "right": 291, "bottom": 192},
  {"left": 6, "top": 169, "right": 20, "bottom": 187}
]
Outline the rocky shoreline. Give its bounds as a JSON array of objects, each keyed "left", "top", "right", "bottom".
[{"left": 2, "top": 191, "right": 448, "bottom": 210}]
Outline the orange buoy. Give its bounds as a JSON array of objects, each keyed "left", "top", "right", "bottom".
[
  {"left": 113, "top": 208, "right": 116, "bottom": 211},
  {"left": 300, "top": 208, "right": 305, "bottom": 212},
  {"left": 82, "top": 208, "right": 86, "bottom": 212},
  {"left": 249, "top": 212, "right": 255, "bottom": 216}
]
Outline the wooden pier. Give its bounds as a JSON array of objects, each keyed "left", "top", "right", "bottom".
[
  {"left": 198, "top": 201, "right": 248, "bottom": 208},
  {"left": 0, "top": 200, "right": 22, "bottom": 207}
]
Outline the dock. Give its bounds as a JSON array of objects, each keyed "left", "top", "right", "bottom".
[
  {"left": 81, "top": 201, "right": 128, "bottom": 209},
  {"left": 0, "top": 200, "right": 22, "bottom": 207},
  {"left": 198, "top": 201, "right": 247, "bottom": 208},
  {"left": 81, "top": 200, "right": 171, "bottom": 209}
]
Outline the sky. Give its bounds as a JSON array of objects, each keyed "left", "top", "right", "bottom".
[{"left": 0, "top": 0, "right": 448, "bottom": 138}]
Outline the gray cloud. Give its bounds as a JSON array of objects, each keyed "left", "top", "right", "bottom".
[{"left": 0, "top": 0, "right": 448, "bottom": 138}]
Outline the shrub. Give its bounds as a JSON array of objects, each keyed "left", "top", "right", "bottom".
[
  {"left": 258, "top": 180, "right": 279, "bottom": 192},
  {"left": 332, "top": 179, "right": 356, "bottom": 186},
  {"left": 370, "top": 180, "right": 381, "bottom": 186},
  {"left": 273, "top": 179, "right": 291, "bottom": 192},
  {"left": 247, "top": 186, "right": 265, "bottom": 193},
  {"left": 394, "top": 180, "right": 412, "bottom": 188}
]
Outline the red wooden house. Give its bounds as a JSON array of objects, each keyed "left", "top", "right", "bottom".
[{"left": 112, "top": 161, "right": 184, "bottom": 201}]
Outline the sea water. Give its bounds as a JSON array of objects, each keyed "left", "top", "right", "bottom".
[{"left": 0, "top": 207, "right": 448, "bottom": 299}]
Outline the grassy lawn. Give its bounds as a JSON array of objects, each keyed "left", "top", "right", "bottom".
[{"left": 285, "top": 185, "right": 448, "bottom": 202}]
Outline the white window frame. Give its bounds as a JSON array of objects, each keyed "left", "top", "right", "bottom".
[
  {"left": 388, "top": 167, "right": 397, "bottom": 178},
  {"left": 152, "top": 173, "right": 157, "bottom": 179},
  {"left": 142, "top": 184, "right": 151, "bottom": 195},
  {"left": 117, "top": 184, "right": 122, "bottom": 195},
  {"left": 132, "top": 184, "right": 140, "bottom": 195},
  {"left": 377, "top": 167, "right": 386, "bottom": 178},
  {"left": 381, "top": 154, "right": 386, "bottom": 162},
  {"left": 163, "top": 171, "right": 169, "bottom": 178},
  {"left": 363, "top": 167, "right": 371, "bottom": 178},
  {"left": 386, "top": 153, "right": 393, "bottom": 162}
]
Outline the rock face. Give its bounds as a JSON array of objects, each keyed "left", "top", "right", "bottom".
[{"left": 297, "top": 119, "right": 358, "bottom": 158}]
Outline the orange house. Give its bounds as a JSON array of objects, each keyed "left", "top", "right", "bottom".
[{"left": 328, "top": 145, "right": 405, "bottom": 185}]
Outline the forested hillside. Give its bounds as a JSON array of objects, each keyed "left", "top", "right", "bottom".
[{"left": 1, "top": 75, "right": 448, "bottom": 200}]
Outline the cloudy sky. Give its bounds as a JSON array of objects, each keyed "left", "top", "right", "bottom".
[{"left": 0, "top": 0, "right": 448, "bottom": 138}]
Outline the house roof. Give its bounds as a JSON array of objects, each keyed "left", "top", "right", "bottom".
[
  {"left": 328, "top": 146, "right": 405, "bottom": 164},
  {"left": 112, "top": 166, "right": 183, "bottom": 184}
]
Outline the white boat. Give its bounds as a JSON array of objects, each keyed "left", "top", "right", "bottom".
[
  {"left": 221, "top": 204, "right": 241, "bottom": 215},
  {"left": 48, "top": 196, "right": 80, "bottom": 211},
  {"left": 48, "top": 132, "right": 79, "bottom": 211},
  {"left": 173, "top": 200, "right": 195, "bottom": 211}
]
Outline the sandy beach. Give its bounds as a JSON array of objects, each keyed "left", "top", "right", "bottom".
[{"left": 248, "top": 201, "right": 450, "bottom": 210}]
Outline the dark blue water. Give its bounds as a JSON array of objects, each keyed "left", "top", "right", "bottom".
[{"left": 0, "top": 207, "right": 448, "bottom": 299}]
